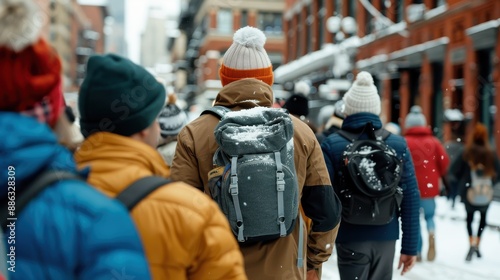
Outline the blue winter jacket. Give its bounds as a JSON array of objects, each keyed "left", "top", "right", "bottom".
[
  {"left": 0, "top": 112, "right": 151, "bottom": 279},
  {"left": 321, "top": 113, "right": 420, "bottom": 256}
]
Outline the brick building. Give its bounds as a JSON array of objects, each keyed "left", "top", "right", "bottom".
[
  {"left": 279, "top": 0, "right": 499, "bottom": 153},
  {"left": 175, "top": 0, "right": 288, "bottom": 107}
]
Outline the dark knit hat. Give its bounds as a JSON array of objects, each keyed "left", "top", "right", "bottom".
[
  {"left": 282, "top": 94, "right": 309, "bottom": 117},
  {"left": 78, "top": 54, "right": 166, "bottom": 137},
  {"left": 158, "top": 93, "right": 188, "bottom": 138},
  {"left": 282, "top": 80, "right": 310, "bottom": 117}
]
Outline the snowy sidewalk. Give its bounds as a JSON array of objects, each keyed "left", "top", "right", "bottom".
[{"left": 322, "top": 197, "right": 500, "bottom": 280}]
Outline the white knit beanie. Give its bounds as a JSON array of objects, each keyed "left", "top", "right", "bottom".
[
  {"left": 404, "top": 105, "right": 427, "bottom": 129},
  {"left": 219, "top": 26, "right": 274, "bottom": 86},
  {"left": 343, "top": 71, "right": 381, "bottom": 116}
]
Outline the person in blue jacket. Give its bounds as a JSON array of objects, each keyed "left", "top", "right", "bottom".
[
  {"left": 0, "top": 113, "right": 151, "bottom": 279},
  {"left": 0, "top": 1, "right": 151, "bottom": 278},
  {"left": 321, "top": 72, "right": 420, "bottom": 280}
]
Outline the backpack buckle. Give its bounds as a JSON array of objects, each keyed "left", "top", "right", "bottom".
[
  {"left": 277, "top": 217, "right": 286, "bottom": 236},
  {"left": 229, "top": 175, "right": 238, "bottom": 195},
  {"left": 276, "top": 171, "right": 285, "bottom": 192}
]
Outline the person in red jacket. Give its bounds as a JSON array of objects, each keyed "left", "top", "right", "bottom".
[{"left": 404, "top": 106, "right": 450, "bottom": 262}]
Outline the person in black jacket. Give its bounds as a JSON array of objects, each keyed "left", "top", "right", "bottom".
[
  {"left": 449, "top": 122, "right": 500, "bottom": 262},
  {"left": 443, "top": 109, "right": 467, "bottom": 208}
]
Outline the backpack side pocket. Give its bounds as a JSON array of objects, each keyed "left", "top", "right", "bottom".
[{"left": 208, "top": 166, "right": 225, "bottom": 203}]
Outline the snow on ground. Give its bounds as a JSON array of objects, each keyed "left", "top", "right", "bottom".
[{"left": 322, "top": 196, "right": 500, "bottom": 280}]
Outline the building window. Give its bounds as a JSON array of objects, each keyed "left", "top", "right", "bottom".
[
  {"left": 241, "top": 10, "right": 248, "bottom": 28},
  {"left": 258, "top": 12, "right": 282, "bottom": 36},
  {"left": 365, "top": 0, "right": 373, "bottom": 34},
  {"left": 396, "top": 0, "right": 404, "bottom": 23},
  {"left": 347, "top": 0, "right": 356, "bottom": 18},
  {"left": 202, "top": 15, "right": 210, "bottom": 33},
  {"left": 380, "top": 0, "right": 387, "bottom": 16},
  {"left": 335, "top": 0, "right": 342, "bottom": 15},
  {"left": 217, "top": 9, "right": 233, "bottom": 34},
  {"left": 287, "top": 19, "right": 295, "bottom": 60},
  {"left": 295, "top": 15, "right": 301, "bottom": 58},
  {"left": 307, "top": 6, "right": 313, "bottom": 53},
  {"left": 317, "top": 0, "right": 325, "bottom": 48},
  {"left": 287, "top": 19, "right": 293, "bottom": 61},
  {"left": 431, "top": 0, "right": 446, "bottom": 8}
]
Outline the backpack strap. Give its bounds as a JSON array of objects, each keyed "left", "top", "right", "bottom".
[
  {"left": 1, "top": 170, "right": 83, "bottom": 231},
  {"left": 337, "top": 130, "right": 359, "bottom": 142},
  {"left": 274, "top": 151, "right": 287, "bottom": 237},
  {"left": 297, "top": 214, "right": 304, "bottom": 268},
  {"left": 377, "top": 129, "right": 391, "bottom": 140},
  {"left": 228, "top": 156, "right": 245, "bottom": 242},
  {"left": 115, "top": 176, "right": 171, "bottom": 211},
  {"left": 337, "top": 126, "right": 391, "bottom": 143},
  {"left": 201, "top": 105, "right": 231, "bottom": 120}
]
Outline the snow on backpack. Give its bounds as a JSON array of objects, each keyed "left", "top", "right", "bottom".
[
  {"left": 336, "top": 122, "right": 404, "bottom": 225},
  {"left": 466, "top": 169, "right": 494, "bottom": 206},
  {"left": 204, "top": 106, "right": 299, "bottom": 244}
]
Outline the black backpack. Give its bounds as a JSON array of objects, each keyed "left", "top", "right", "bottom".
[
  {"left": 336, "top": 122, "right": 404, "bottom": 225},
  {"left": 1, "top": 170, "right": 169, "bottom": 230}
]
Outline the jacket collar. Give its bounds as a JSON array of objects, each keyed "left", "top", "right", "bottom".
[
  {"left": 0, "top": 112, "right": 80, "bottom": 196},
  {"left": 75, "top": 132, "right": 169, "bottom": 177},
  {"left": 341, "top": 112, "right": 383, "bottom": 132},
  {"left": 404, "top": 126, "right": 433, "bottom": 136},
  {"left": 214, "top": 78, "right": 274, "bottom": 109}
]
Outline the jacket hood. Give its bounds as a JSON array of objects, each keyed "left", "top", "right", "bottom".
[
  {"left": 0, "top": 112, "right": 78, "bottom": 197},
  {"left": 404, "top": 126, "right": 433, "bottom": 136},
  {"left": 214, "top": 78, "right": 274, "bottom": 109}
]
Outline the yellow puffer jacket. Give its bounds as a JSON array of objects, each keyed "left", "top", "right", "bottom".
[{"left": 75, "top": 132, "right": 247, "bottom": 280}]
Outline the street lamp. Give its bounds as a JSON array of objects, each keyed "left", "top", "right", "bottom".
[
  {"left": 326, "top": 15, "right": 357, "bottom": 43},
  {"left": 326, "top": 15, "right": 358, "bottom": 78}
]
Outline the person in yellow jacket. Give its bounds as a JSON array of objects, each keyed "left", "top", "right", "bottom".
[{"left": 74, "top": 54, "right": 247, "bottom": 280}]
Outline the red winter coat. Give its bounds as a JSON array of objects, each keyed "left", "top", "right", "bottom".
[{"left": 405, "top": 127, "right": 450, "bottom": 198}]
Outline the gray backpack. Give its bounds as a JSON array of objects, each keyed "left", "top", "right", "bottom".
[
  {"left": 467, "top": 169, "right": 494, "bottom": 206},
  {"left": 204, "top": 106, "right": 300, "bottom": 244}
]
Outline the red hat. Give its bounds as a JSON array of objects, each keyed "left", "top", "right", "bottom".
[{"left": 0, "top": 1, "right": 64, "bottom": 127}]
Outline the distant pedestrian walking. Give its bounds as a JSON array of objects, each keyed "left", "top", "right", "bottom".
[
  {"left": 404, "top": 106, "right": 450, "bottom": 262},
  {"left": 322, "top": 71, "right": 420, "bottom": 280},
  {"left": 449, "top": 123, "right": 500, "bottom": 262},
  {"left": 443, "top": 108, "right": 467, "bottom": 208}
]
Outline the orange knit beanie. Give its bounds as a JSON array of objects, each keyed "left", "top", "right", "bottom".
[{"left": 219, "top": 26, "right": 274, "bottom": 86}]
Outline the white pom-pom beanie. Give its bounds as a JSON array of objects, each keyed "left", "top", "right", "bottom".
[
  {"left": 405, "top": 105, "right": 427, "bottom": 128},
  {"left": 219, "top": 26, "right": 274, "bottom": 86},
  {"left": 343, "top": 71, "right": 381, "bottom": 116}
]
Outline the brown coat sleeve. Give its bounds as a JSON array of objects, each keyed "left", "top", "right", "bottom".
[
  {"left": 291, "top": 117, "right": 342, "bottom": 270},
  {"left": 171, "top": 115, "right": 221, "bottom": 193}
]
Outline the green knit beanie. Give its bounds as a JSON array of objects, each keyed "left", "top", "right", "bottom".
[{"left": 78, "top": 54, "right": 166, "bottom": 137}]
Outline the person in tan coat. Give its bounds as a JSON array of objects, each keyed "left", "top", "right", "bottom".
[
  {"left": 74, "top": 54, "right": 247, "bottom": 280},
  {"left": 171, "top": 26, "right": 341, "bottom": 280}
]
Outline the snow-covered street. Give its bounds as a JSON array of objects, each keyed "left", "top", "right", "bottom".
[{"left": 322, "top": 196, "right": 500, "bottom": 280}]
